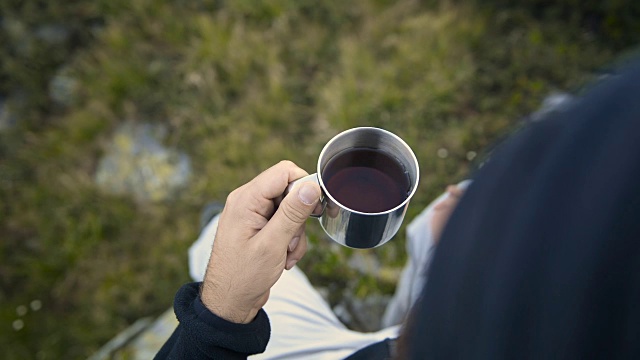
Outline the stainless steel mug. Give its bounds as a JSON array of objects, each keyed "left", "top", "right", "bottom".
[{"left": 289, "top": 127, "right": 420, "bottom": 249}]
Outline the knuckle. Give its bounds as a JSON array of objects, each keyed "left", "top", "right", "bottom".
[
  {"left": 279, "top": 160, "right": 294, "bottom": 166},
  {"left": 227, "top": 188, "right": 242, "bottom": 203},
  {"left": 225, "top": 187, "right": 250, "bottom": 213},
  {"left": 280, "top": 202, "right": 307, "bottom": 226},
  {"left": 278, "top": 160, "right": 296, "bottom": 169}
]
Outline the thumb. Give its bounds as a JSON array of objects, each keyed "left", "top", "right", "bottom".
[{"left": 262, "top": 182, "right": 321, "bottom": 246}]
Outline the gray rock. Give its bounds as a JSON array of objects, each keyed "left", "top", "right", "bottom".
[
  {"left": 333, "top": 292, "right": 392, "bottom": 332},
  {"left": 332, "top": 301, "right": 354, "bottom": 328},
  {"left": 87, "top": 317, "right": 154, "bottom": 360},
  {"left": 3, "top": 19, "right": 31, "bottom": 55},
  {"left": 121, "top": 308, "right": 178, "bottom": 360},
  {"left": 3, "top": 20, "right": 71, "bottom": 57},
  {"left": 95, "top": 122, "right": 191, "bottom": 202},
  {"left": 0, "top": 97, "right": 17, "bottom": 131},
  {"left": 89, "top": 308, "right": 178, "bottom": 360},
  {"left": 35, "top": 24, "right": 71, "bottom": 45},
  {"left": 335, "top": 253, "right": 398, "bottom": 331},
  {"left": 49, "top": 66, "right": 79, "bottom": 107},
  {"left": 347, "top": 252, "right": 381, "bottom": 277}
]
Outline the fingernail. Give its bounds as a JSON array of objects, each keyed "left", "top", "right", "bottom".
[
  {"left": 288, "top": 236, "right": 300, "bottom": 252},
  {"left": 298, "top": 183, "right": 320, "bottom": 205}
]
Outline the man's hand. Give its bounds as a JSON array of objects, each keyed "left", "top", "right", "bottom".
[{"left": 200, "top": 161, "right": 321, "bottom": 324}]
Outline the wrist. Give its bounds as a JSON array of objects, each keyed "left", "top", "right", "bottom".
[{"left": 200, "top": 280, "right": 256, "bottom": 324}]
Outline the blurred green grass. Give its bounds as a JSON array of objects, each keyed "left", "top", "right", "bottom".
[{"left": 0, "top": 0, "right": 638, "bottom": 358}]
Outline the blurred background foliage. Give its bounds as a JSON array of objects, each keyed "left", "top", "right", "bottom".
[{"left": 0, "top": 0, "right": 638, "bottom": 358}]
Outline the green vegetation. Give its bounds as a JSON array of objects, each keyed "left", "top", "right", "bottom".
[{"left": 1, "top": 0, "right": 638, "bottom": 358}]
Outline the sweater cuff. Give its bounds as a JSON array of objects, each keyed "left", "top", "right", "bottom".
[{"left": 174, "top": 282, "right": 270, "bottom": 355}]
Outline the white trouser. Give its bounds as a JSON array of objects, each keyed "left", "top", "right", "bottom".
[{"left": 188, "top": 181, "right": 469, "bottom": 359}]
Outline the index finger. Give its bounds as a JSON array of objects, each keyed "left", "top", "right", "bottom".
[{"left": 249, "top": 160, "right": 309, "bottom": 201}]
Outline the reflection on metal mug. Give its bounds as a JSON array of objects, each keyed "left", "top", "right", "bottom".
[{"left": 287, "top": 127, "right": 420, "bottom": 249}]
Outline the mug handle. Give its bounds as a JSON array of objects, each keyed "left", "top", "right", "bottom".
[{"left": 284, "top": 173, "right": 325, "bottom": 218}]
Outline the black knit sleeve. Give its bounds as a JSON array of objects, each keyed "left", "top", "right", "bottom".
[{"left": 155, "top": 282, "right": 271, "bottom": 359}]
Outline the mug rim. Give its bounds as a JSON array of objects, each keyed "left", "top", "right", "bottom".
[{"left": 316, "top": 127, "right": 420, "bottom": 216}]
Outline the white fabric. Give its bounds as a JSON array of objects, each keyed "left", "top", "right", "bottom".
[{"left": 188, "top": 180, "right": 471, "bottom": 359}]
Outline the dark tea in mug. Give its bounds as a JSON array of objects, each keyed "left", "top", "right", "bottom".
[{"left": 322, "top": 148, "right": 410, "bottom": 213}]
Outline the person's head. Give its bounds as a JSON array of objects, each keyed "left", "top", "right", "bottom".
[{"left": 401, "top": 59, "right": 640, "bottom": 359}]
